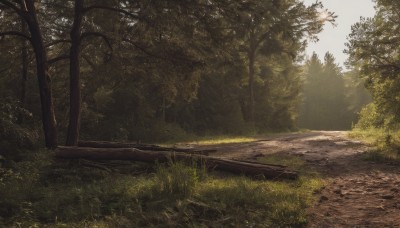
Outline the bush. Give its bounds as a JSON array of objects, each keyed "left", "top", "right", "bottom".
[{"left": 354, "top": 103, "right": 384, "bottom": 130}]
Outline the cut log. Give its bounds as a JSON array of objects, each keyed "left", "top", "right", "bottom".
[
  {"left": 78, "top": 140, "right": 216, "bottom": 155},
  {"left": 55, "top": 146, "right": 298, "bottom": 180}
]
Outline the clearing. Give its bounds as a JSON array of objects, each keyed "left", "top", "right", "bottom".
[{"left": 189, "top": 131, "right": 400, "bottom": 227}]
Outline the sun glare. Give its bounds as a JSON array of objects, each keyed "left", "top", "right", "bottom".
[{"left": 318, "top": 10, "right": 331, "bottom": 22}]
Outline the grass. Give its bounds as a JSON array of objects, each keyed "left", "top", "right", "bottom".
[
  {"left": 162, "top": 131, "right": 301, "bottom": 146},
  {"left": 0, "top": 146, "right": 324, "bottom": 227},
  {"left": 182, "top": 136, "right": 259, "bottom": 145},
  {"left": 349, "top": 128, "right": 400, "bottom": 163},
  {"left": 159, "top": 135, "right": 260, "bottom": 147}
]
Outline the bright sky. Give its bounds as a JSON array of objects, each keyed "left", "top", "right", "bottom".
[{"left": 303, "top": 0, "right": 376, "bottom": 69}]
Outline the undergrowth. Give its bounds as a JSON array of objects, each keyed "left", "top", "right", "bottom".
[
  {"left": 349, "top": 128, "right": 400, "bottom": 163},
  {"left": 0, "top": 149, "right": 323, "bottom": 227}
]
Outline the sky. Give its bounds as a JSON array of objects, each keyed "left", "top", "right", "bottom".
[{"left": 303, "top": 0, "right": 376, "bottom": 69}]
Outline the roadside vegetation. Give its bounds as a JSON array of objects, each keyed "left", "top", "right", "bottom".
[
  {"left": 0, "top": 149, "right": 323, "bottom": 227},
  {"left": 349, "top": 128, "right": 400, "bottom": 164},
  {"left": 349, "top": 104, "right": 400, "bottom": 164}
]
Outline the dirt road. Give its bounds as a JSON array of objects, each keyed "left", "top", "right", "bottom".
[{"left": 197, "top": 131, "right": 400, "bottom": 227}]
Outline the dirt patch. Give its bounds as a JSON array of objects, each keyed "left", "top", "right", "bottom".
[
  {"left": 308, "top": 170, "right": 400, "bottom": 227},
  {"left": 194, "top": 131, "right": 400, "bottom": 227}
]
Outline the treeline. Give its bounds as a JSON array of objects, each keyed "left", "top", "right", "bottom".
[
  {"left": 0, "top": 0, "right": 333, "bottom": 150},
  {"left": 298, "top": 52, "right": 371, "bottom": 130},
  {"left": 346, "top": 0, "right": 400, "bottom": 131}
]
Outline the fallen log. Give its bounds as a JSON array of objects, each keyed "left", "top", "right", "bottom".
[
  {"left": 78, "top": 140, "right": 216, "bottom": 155},
  {"left": 55, "top": 146, "right": 298, "bottom": 180}
]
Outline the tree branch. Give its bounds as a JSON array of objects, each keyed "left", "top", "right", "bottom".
[
  {"left": 0, "top": 31, "right": 30, "bottom": 41},
  {"left": 45, "top": 39, "right": 71, "bottom": 48},
  {"left": 82, "top": 54, "right": 96, "bottom": 69},
  {"left": 82, "top": 5, "right": 140, "bottom": 19},
  {"left": 80, "top": 32, "right": 113, "bottom": 52},
  {"left": 122, "top": 38, "right": 155, "bottom": 57},
  {"left": 48, "top": 54, "right": 70, "bottom": 65},
  {"left": 0, "top": 0, "right": 25, "bottom": 18},
  {"left": 0, "top": 0, "right": 20, "bottom": 12}
]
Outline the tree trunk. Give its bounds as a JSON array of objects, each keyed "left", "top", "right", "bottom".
[
  {"left": 248, "top": 50, "right": 255, "bottom": 122},
  {"left": 55, "top": 146, "right": 298, "bottom": 180},
  {"left": 25, "top": 2, "right": 58, "bottom": 148},
  {"left": 66, "top": 0, "right": 84, "bottom": 146},
  {"left": 20, "top": 20, "right": 28, "bottom": 106},
  {"left": 78, "top": 140, "right": 217, "bottom": 155},
  {"left": 17, "top": 19, "right": 29, "bottom": 125}
]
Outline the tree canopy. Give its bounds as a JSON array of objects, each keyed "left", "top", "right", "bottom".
[
  {"left": 0, "top": 0, "right": 335, "bottom": 146},
  {"left": 346, "top": 0, "right": 400, "bottom": 129}
]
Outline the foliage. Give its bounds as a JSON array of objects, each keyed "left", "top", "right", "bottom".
[
  {"left": 0, "top": 0, "right": 333, "bottom": 145},
  {"left": 343, "top": 69, "right": 372, "bottom": 125},
  {"left": 347, "top": 0, "right": 400, "bottom": 164},
  {"left": 346, "top": 0, "right": 400, "bottom": 124},
  {"left": 353, "top": 102, "right": 388, "bottom": 130},
  {"left": 0, "top": 149, "right": 324, "bottom": 227},
  {"left": 349, "top": 128, "right": 400, "bottom": 163},
  {"left": 298, "top": 52, "right": 354, "bottom": 130},
  {"left": 0, "top": 99, "right": 39, "bottom": 158}
]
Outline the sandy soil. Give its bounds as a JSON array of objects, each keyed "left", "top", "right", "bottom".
[{"left": 193, "top": 131, "right": 400, "bottom": 227}]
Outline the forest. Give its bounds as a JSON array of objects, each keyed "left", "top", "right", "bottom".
[{"left": 0, "top": 0, "right": 399, "bottom": 227}]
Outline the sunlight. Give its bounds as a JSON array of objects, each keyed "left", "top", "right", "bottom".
[{"left": 318, "top": 10, "right": 332, "bottom": 22}]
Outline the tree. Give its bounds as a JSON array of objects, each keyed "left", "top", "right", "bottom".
[
  {"left": 0, "top": 0, "right": 58, "bottom": 148},
  {"left": 346, "top": 0, "right": 400, "bottom": 125},
  {"left": 232, "top": 0, "right": 332, "bottom": 122},
  {"left": 298, "top": 52, "right": 349, "bottom": 130},
  {"left": 343, "top": 69, "right": 372, "bottom": 124}
]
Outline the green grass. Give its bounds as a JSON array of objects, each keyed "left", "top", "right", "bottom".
[
  {"left": 183, "top": 136, "right": 259, "bottom": 145},
  {"left": 159, "top": 135, "right": 262, "bottom": 147},
  {"left": 0, "top": 148, "right": 324, "bottom": 227},
  {"left": 161, "top": 131, "right": 302, "bottom": 146},
  {"left": 349, "top": 128, "right": 400, "bottom": 163}
]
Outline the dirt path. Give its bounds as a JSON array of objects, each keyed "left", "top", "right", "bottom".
[{"left": 194, "top": 131, "right": 400, "bottom": 227}]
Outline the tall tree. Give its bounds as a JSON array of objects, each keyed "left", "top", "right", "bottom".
[
  {"left": 298, "top": 52, "right": 349, "bottom": 130},
  {"left": 346, "top": 0, "right": 400, "bottom": 124},
  {"left": 66, "top": 0, "right": 139, "bottom": 146},
  {"left": 0, "top": 0, "right": 58, "bottom": 148},
  {"left": 233, "top": 0, "right": 332, "bottom": 122}
]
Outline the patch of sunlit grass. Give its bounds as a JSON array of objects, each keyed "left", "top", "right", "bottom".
[
  {"left": 349, "top": 128, "right": 400, "bottom": 163},
  {"left": 196, "top": 175, "right": 324, "bottom": 227},
  {"left": 348, "top": 128, "right": 387, "bottom": 145},
  {"left": 188, "top": 136, "right": 258, "bottom": 145},
  {"left": 159, "top": 135, "right": 261, "bottom": 147}
]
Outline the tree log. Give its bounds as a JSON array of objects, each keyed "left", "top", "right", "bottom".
[
  {"left": 55, "top": 146, "right": 298, "bottom": 180},
  {"left": 78, "top": 140, "right": 216, "bottom": 155}
]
